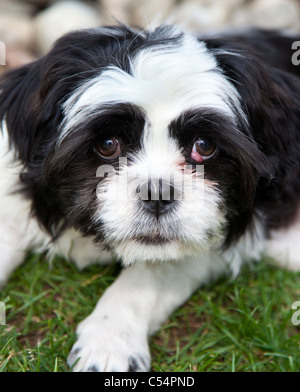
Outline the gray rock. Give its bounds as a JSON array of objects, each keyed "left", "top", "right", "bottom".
[{"left": 33, "top": 0, "right": 102, "bottom": 54}]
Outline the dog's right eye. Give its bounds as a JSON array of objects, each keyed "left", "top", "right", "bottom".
[
  {"left": 191, "top": 138, "right": 216, "bottom": 163},
  {"left": 95, "top": 137, "right": 121, "bottom": 159}
]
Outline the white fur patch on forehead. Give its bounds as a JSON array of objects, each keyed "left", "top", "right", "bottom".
[
  {"left": 131, "top": 33, "right": 241, "bottom": 120},
  {"left": 59, "top": 29, "right": 244, "bottom": 143}
]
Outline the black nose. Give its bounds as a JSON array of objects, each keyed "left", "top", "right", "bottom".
[{"left": 138, "top": 179, "right": 176, "bottom": 219}]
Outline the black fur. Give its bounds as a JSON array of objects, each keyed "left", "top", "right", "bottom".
[{"left": 204, "top": 30, "right": 300, "bottom": 238}]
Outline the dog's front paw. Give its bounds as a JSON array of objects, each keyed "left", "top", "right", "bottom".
[{"left": 68, "top": 315, "right": 150, "bottom": 372}]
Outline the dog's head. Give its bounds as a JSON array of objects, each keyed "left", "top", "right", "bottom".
[{"left": 2, "top": 25, "right": 289, "bottom": 265}]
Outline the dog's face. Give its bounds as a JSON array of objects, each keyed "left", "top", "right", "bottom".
[{"left": 0, "top": 26, "right": 270, "bottom": 265}]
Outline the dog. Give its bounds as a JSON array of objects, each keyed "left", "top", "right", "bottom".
[{"left": 0, "top": 25, "right": 300, "bottom": 372}]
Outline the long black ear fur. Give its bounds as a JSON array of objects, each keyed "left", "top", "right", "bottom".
[
  {"left": 0, "top": 61, "right": 43, "bottom": 163},
  {"left": 204, "top": 30, "right": 300, "bottom": 240},
  {"left": 0, "top": 60, "right": 66, "bottom": 237}
]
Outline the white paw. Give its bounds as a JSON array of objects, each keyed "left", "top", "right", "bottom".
[{"left": 68, "top": 315, "right": 151, "bottom": 372}]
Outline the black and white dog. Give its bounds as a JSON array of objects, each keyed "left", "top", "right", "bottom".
[{"left": 0, "top": 25, "right": 300, "bottom": 372}]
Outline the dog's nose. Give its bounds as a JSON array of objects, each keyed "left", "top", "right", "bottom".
[{"left": 138, "top": 179, "right": 176, "bottom": 219}]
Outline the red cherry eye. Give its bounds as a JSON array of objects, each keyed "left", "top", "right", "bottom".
[
  {"left": 191, "top": 138, "right": 216, "bottom": 163},
  {"left": 95, "top": 137, "right": 121, "bottom": 159}
]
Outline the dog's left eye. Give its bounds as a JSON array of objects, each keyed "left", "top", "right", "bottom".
[
  {"left": 95, "top": 137, "right": 121, "bottom": 159},
  {"left": 191, "top": 138, "right": 216, "bottom": 163}
]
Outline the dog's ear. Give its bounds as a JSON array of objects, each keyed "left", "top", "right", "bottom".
[
  {"left": 0, "top": 60, "right": 43, "bottom": 163},
  {"left": 206, "top": 35, "right": 300, "bottom": 187},
  {"left": 204, "top": 34, "right": 300, "bottom": 241},
  {"left": 204, "top": 35, "right": 300, "bottom": 161}
]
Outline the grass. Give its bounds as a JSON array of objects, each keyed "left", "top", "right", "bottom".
[{"left": 0, "top": 252, "right": 300, "bottom": 372}]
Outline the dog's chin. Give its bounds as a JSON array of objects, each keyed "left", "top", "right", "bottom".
[{"left": 111, "top": 235, "right": 220, "bottom": 266}]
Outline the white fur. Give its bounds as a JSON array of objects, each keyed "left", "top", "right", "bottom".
[
  {"left": 68, "top": 252, "right": 228, "bottom": 371},
  {"left": 95, "top": 153, "right": 224, "bottom": 264},
  {"left": 265, "top": 216, "right": 300, "bottom": 271},
  {"left": 60, "top": 29, "right": 245, "bottom": 144}
]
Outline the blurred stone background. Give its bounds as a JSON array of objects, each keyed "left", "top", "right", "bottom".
[{"left": 0, "top": 0, "right": 300, "bottom": 71}]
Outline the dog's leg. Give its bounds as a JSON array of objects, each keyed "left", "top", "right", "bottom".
[
  {"left": 0, "top": 222, "right": 26, "bottom": 288},
  {"left": 0, "top": 136, "right": 29, "bottom": 287},
  {"left": 68, "top": 252, "right": 226, "bottom": 372},
  {"left": 265, "top": 219, "right": 300, "bottom": 271}
]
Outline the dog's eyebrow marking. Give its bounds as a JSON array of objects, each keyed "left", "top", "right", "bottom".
[{"left": 59, "top": 29, "right": 245, "bottom": 145}]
